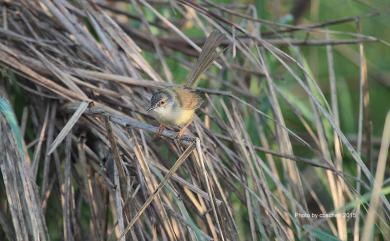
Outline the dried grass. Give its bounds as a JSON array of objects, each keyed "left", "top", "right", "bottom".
[{"left": 0, "top": 1, "right": 389, "bottom": 241}]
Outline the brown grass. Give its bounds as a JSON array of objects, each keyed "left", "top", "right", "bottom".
[{"left": 0, "top": 1, "right": 389, "bottom": 241}]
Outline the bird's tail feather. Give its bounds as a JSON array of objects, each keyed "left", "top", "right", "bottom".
[{"left": 185, "top": 30, "right": 225, "bottom": 88}]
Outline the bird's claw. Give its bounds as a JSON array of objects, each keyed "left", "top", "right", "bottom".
[
  {"left": 175, "top": 128, "right": 185, "bottom": 139},
  {"left": 154, "top": 124, "right": 165, "bottom": 138}
]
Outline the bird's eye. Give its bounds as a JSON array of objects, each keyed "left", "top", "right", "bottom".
[{"left": 160, "top": 100, "right": 165, "bottom": 105}]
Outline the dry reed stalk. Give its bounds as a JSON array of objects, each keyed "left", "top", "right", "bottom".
[{"left": 0, "top": 1, "right": 388, "bottom": 241}]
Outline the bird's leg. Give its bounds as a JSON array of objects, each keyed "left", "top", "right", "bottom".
[
  {"left": 176, "top": 122, "right": 191, "bottom": 139},
  {"left": 176, "top": 128, "right": 185, "bottom": 139},
  {"left": 154, "top": 124, "right": 165, "bottom": 138}
]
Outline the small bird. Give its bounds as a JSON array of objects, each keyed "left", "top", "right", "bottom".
[{"left": 147, "top": 31, "right": 225, "bottom": 138}]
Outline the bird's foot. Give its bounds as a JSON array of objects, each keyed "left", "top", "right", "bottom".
[
  {"left": 154, "top": 124, "right": 165, "bottom": 138},
  {"left": 175, "top": 128, "right": 186, "bottom": 139}
]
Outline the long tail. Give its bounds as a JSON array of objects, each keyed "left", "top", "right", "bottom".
[{"left": 185, "top": 30, "right": 225, "bottom": 88}]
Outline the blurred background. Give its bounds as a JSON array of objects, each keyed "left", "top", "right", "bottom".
[{"left": 0, "top": 0, "right": 389, "bottom": 241}]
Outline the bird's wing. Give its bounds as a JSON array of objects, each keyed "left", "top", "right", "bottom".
[{"left": 173, "top": 88, "right": 203, "bottom": 110}]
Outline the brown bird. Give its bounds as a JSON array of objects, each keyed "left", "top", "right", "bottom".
[{"left": 147, "top": 31, "right": 225, "bottom": 138}]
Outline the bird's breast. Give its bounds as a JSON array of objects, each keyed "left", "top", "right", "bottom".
[{"left": 154, "top": 107, "right": 195, "bottom": 126}]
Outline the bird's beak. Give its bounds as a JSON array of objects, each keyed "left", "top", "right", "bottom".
[{"left": 147, "top": 105, "right": 156, "bottom": 112}]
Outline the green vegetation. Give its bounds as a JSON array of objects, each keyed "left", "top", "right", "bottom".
[{"left": 0, "top": 0, "right": 389, "bottom": 241}]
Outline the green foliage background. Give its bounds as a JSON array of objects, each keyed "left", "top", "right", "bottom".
[{"left": 1, "top": 0, "right": 389, "bottom": 240}]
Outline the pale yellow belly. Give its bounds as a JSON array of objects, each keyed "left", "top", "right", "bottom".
[{"left": 155, "top": 108, "right": 195, "bottom": 126}]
